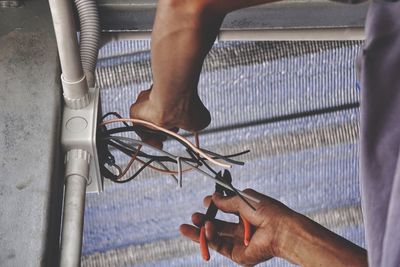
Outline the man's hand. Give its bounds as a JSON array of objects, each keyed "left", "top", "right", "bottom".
[
  {"left": 180, "top": 189, "right": 368, "bottom": 267},
  {"left": 130, "top": 86, "right": 211, "bottom": 148},
  {"left": 180, "top": 189, "right": 294, "bottom": 266}
]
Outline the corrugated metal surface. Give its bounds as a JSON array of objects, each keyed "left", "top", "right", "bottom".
[{"left": 82, "top": 40, "right": 363, "bottom": 266}]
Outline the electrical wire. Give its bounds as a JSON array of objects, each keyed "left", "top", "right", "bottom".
[
  {"left": 200, "top": 148, "right": 250, "bottom": 166},
  {"left": 112, "top": 159, "right": 155, "bottom": 184},
  {"left": 116, "top": 144, "right": 141, "bottom": 180},
  {"left": 109, "top": 138, "right": 195, "bottom": 175},
  {"left": 98, "top": 114, "right": 257, "bottom": 207},
  {"left": 99, "top": 125, "right": 249, "bottom": 180},
  {"left": 101, "top": 112, "right": 130, "bottom": 127},
  {"left": 102, "top": 136, "right": 260, "bottom": 204},
  {"left": 150, "top": 160, "right": 179, "bottom": 183},
  {"left": 187, "top": 148, "right": 218, "bottom": 176},
  {"left": 99, "top": 118, "right": 231, "bottom": 169},
  {"left": 101, "top": 127, "right": 247, "bottom": 178},
  {"left": 102, "top": 125, "right": 248, "bottom": 165}
]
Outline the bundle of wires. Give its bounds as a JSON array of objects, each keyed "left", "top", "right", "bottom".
[{"left": 97, "top": 112, "right": 258, "bottom": 209}]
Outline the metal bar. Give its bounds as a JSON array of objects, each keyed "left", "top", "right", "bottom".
[
  {"left": 101, "top": 27, "right": 365, "bottom": 44},
  {"left": 218, "top": 28, "right": 365, "bottom": 41}
]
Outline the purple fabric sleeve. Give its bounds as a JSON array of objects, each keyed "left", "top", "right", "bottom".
[{"left": 359, "top": 2, "right": 400, "bottom": 267}]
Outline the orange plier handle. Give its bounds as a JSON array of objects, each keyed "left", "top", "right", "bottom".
[
  {"left": 199, "top": 170, "right": 253, "bottom": 261},
  {"left": 200, "top": 213, "right": 252, "bottom": 261}
]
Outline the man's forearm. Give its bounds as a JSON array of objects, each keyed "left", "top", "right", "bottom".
[
  {"left": 150, "top": 0, "right": 224, "bottom": 109},
  {"left": 150, "top": 0, "right": 281, "bottom": 108},
  {"left": 278, "top": 212, "right": 368, "bottom": 267}
]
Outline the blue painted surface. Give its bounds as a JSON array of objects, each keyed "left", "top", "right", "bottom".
[
  {"left": 84, "top": 41, "right": 364, "bottom": 266},
  {"left": 84, "top": 111, "right": 361, "bottom": 255}
]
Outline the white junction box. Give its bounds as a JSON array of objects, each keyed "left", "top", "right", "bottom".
[{"left": 61, "top": 86, "right": 103, "bottom": 193}]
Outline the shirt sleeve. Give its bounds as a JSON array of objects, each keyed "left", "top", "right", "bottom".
[{"left": 358, "top": 2, "right": 400, "bottom": 267}]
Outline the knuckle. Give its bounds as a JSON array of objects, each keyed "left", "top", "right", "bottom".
[{"left": 242, "top": 188, "right": 255, "bottom": 194}]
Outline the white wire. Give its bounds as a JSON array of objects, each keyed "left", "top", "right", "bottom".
[{"left": 176, "top": 157, "right": 182, "bottom": 188}]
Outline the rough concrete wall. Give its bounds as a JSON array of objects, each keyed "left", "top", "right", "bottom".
[{"left": 0, "top": 1, "right": 63, "bottom": 266}]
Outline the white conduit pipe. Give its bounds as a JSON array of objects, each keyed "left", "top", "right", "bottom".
[
  {"left": 74, "top": 0, "right": 101, "bottom": 88},
  {"left": 60, "top": 150, "right": 90, "bottom": 267},
  {"left": 49, "top": 1, "right": 99, "bottom": 266},
  {"left": 48, "top": 0, "right": 89, "bottom": 109}
]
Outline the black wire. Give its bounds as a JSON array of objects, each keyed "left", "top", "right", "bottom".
[
  {"left": 102, "top": 126, "right": 248, "bottom": 165},
  {"left": 101, "top": 133, "right": 245, "bottom": 183},
  {"left": 102, "top": 142, "right": 176, "bottom": 182},
  {"left": 186, "top": 148, "right": 217, "bottom": 175},
  {"left": 101, "top": 126, "right": 248, "bottom": 165},
  {"left": 185, "top": 148, "right": 203, "bottom": 166},
  {"left": 98, "top": 123, "right": 251, "bottom": 192},
  {"left": 101, "top": 135, "right": 255, "bottom": 211},
  {"left": 98, "top": 116, "right": 173, "bottom": 182},
  {"left": 111, "top": 159, "right": 155, "bottom": 184},
  {"left": 103, "top": 126, "right": 195, "bottom": 158},
  {"left": 101, "top": 163, "right": 119, "bottom": 180},
  {"left": 200, "top": 148, "right": 249, "bottom": 165},
  {"left": 107, "top": 139, "right": 177, "bottom": 163},
  {"left": 105, "top": 136, "right": 216, "bottom": 166},
  {"left": 106, "top": 136, "right": 216, "bottom": 178}
]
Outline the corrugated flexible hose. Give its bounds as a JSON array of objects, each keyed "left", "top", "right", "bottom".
[{"left": 74, "top": 0, "right": 100, "bottom": 87}]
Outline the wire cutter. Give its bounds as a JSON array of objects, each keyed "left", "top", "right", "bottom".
[{"left": 199, "top": 170, "right": 253, "bottom": 261}]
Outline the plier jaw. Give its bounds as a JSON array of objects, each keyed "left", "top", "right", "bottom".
[{"left": 199, "top": 170, "right": 253, "bottom": 261}]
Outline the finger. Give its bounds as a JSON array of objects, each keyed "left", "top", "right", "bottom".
[
  {"left": 191, "top": 212, "right": 205, "bottom": 227},
  {"left": 130, "top": 89, "right": 151, "bottom": 119},
  {"left": 181, "top": 224, "right": 236, "bottom": 262},
  {"left": 211, "top": 192, "right": 239, "bottom": 213},
  {"left": 143, "top": 137, "right": 163, "bottom": 150},
  {"left": 203, "top": 195, "right": 212, "bottom": 208},
  {"left": 180, "top": 224, "right": 240, "bottom": 262},
  {"left": 134, "top": 129, "right": 164, "bottom": 149},
  {"left": 179, "top": 224, "right": 200, "bottom": 243},
  {"left": 207, "top": 235, "right": 236, "bottom": 260},
  {"left": 212, "top": 189, "right": 264, "bottom": 227},
  {"left": 136, "top": 88, "right": 152, "bottom": 101},
  {"left": 191, "top": 213, "right": 243, "bottom": 239}
]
